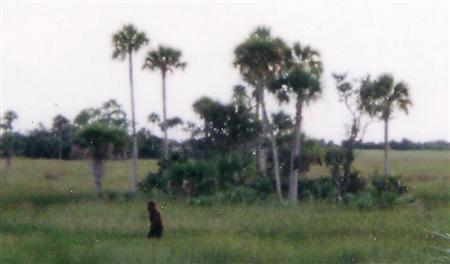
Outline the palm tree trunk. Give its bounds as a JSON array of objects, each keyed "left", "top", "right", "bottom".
[
  {"left": 1, "top": 156, "right": 11, "bottom": 194},
  {"left": 128, "top": 52, "right": 138, "bottom": 194},
  {"left": 162, "top": 71, "right": 169, "bottom": 167},
  {"left": 255, "top": 99, "right": 267, "bottom": 178},
  {"left": 288, "top": 98, "right": 303, "bottom": 202},
  {"left": 92, "top": 159, "right": 104, "bottom": 199},
  {"left": 58, "top": 137, "right": 62, "bottom": 160},
  {"left": 258, "top": 80, "right": 282, "bottom": 201},
  {"left": 384, "top": 118, "right": 389, "bottom": 177}
]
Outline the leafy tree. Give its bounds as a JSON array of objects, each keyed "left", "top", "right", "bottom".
[
  {"left": 143, "top": 45, "right": 186, "bottom": 175},
  {"left": 136, "top": 128, "right": 162, "bottom": 159},
  {"left": 270, "top": 42, "right": 322, "bottom": 202},
  {"left": 76, "top": 124, "right": 126, "bottom": 198},
  {"left": 329, "top": 73, "right": 371, "bottom": 201},
  {"left": 22, "top": 124, "right": 59, "bottom": 158},
  {"left": 193, "top": 96, "right": 215, "bottom": 139},
  {"left": 1, "top": 111, "right": 18, "bottom": 132},
  {"left": 112, "top": 24, "right": 148, "bottom": 194},
  {"left": 75, "top": 100, "right": 128, "bottom": 131},
  {"left": 234, "top": 26, "right": 290, "bottom": 200},
  {"left": 192, "top": 95, "right": 259, "bottom": 155},
  {"left": 51, "top": 114, "right": 74, "bottom": 159},
  {"left": 74, "top": 100, "right": 129, "bottom": 158},
  {"left": 360, "top": 74, "right": 412, "bottom": 176}
]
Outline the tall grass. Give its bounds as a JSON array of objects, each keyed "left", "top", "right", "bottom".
[{"left": 1, "top": 150, "right": 449, "bottom": 263}]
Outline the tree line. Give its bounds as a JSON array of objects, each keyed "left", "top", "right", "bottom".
[{"left": 2, "top": 24, "right": 446, "bottom": 203}]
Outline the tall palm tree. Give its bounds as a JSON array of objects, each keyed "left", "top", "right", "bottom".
[
  {"left": 234, "top": 27, "right": 290, "bottom": 201},
  {"left": 112, "top": 24, "right": 148, "bottom": 194},
  {"left": 271, "top": 42, "right": 322, "bottom": 202},
  {"left": 360, "top": 74, "right": 412, "bottom": 176},
  {"left": 143, "top": 45, "right": 186, "bottom": 174}
]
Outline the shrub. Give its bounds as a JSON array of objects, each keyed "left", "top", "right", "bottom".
[
  {"left": 345, "top": 174, "right": 408, "bottom": 209},
  {"left": 372, "top": 175, "right": 407, "bottom": 195},
  {"left": 346, "top": 170, "right": 366, "bottom": 193},
  {"left": 324, "top": 147, "right": 366, "bottom": 200},
  {"left": 138, "top": 171, "right": 167, "bottom": 193},
  {"left": 168, "top": 159, "right": 219, "bottom": 196},
  {"left": 298, "top": 177, "right": 336, "bottom": 200}
]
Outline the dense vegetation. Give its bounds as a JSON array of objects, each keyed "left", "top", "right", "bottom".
[
  {"left": 2, "top": 25, "right": 449, "bottom": 205},
  {"left": 0, "top": 152, "right": 448, "bottom": 262}
]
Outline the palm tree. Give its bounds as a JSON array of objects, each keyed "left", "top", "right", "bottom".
[
  {"left": 112, "top": 24, "right": 148, "bottom": 194},
  {"left": 0, "top": 110, "right": 18, "bottom": 185},
  {"left": 234, "top": 27, "right": 290, "bottom": 201},
  {"left": 143, "top": 45, "right": 186, "bottom": 174},
  {"left": 360, "top": 74, "right": 412, "bottom": 176},
  {"left": 271, "top": 42, "right": 322, "bottom": 202}
]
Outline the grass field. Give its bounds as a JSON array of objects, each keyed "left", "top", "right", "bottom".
[{"left": 1, "top": 150, "right": 449, "bottom": 263}]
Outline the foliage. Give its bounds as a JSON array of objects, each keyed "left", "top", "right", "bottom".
[
  {"left": 360, "top": 74, "right": 412, "bottom": 120},
  {"left": 168, "top": 159, "right": 219, "bottom": 195},
  {"left": 325, "top": 147, "right": 366, "bottom": 198},
  {"left": 277, "top": 133, "right": 325, "bottom": 185},
  {"left": 191, "top": 94, "right": 260, "bottom": 154},
  {"left": 23, "top": 125, "right": 61, "bottom": 158},
  {"left": 136, "top": 128, "right": 162, "bottom": 159},
  {"left": 0, "top": 110, "right": 18, "bottom": 132},
  {"left": 139, "top": 149, "right": 268, "bottom": 199},
  {"left": 347, "top": 174, "right": 408, "bottom": 209},
  {"left": 371, "top": 174, "right": 407, "bottom": 196},
  {"left": 233, "top": 26, "right": 290, "bottom": 81},
  {"left": 143, "top": 45, "right": 186, "bottom": 74},
  {"left": 75, "top": 124, "right": 126, "bottom": 161},
  {"left": 0, "top": 132, "right": 26, "bottom": 157},
  {"left": 298, "top": 177, "right": 336, "bottom": 200},
  {"left": 74, "top": 99, "right": 128, "bottom": 131},
  {"left": 111, "top": 24, "right": 148, "bottom": 59}
]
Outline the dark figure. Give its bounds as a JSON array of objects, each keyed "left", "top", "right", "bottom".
[{"left": 147, "top": 200, "right": 163, "bottom": 238}]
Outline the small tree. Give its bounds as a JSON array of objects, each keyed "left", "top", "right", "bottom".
[
  {"left": 327, "top": 73, "right": 371, "bottom": 201},
  {"left": 360, "top": 74, "right": 412, "bottom": 176},
  {"left": 76, "top": 124, "right": 126, "bottom": 198}
]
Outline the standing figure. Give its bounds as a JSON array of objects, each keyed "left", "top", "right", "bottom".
[{"left": 147, "top": 200, "right": 163, "bottom": 238}]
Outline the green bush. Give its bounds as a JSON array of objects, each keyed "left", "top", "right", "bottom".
[
  {"left": 168, "top": 159, "right": 219, "bottom": 196},
  {"left": 345, "top": 175, "right": 408, "bottom": 209},
  {"left": 372, "top": 175, "right": 407, "bottom": 195},
  {"left": 138, "top": 171, "right": 166, "bottom": 193},
  {"left": 298, "top": 177, "right": 336, "bottom": 200}
]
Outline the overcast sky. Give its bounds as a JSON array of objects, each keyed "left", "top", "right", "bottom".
[{"left": 2, "top": 1, "right": 449, "bottom": 142}]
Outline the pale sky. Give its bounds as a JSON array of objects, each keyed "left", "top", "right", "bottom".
[{"left": 2, "top": 1, "right": 449, "bottom": 142}]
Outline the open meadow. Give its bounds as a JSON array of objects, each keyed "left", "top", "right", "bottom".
[{"left": 1, "top": 150, "right": 449, "bottom": 263}]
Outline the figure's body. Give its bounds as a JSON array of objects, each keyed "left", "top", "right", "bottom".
[{"left": 147, "top": 200, "right": 163, "bottom": 238}]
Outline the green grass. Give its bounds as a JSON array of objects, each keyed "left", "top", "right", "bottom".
[{"left": 1, "top": 150, "right": 449, "bottom": 263}]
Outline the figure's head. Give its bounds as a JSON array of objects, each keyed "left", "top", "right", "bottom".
[{"left": 147, "top": 200, "right": 156, "bottom": 211}]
